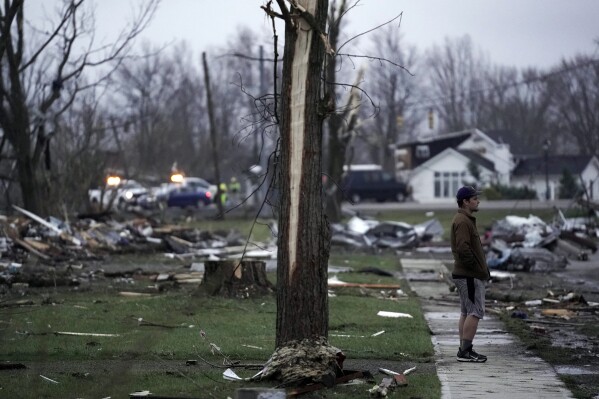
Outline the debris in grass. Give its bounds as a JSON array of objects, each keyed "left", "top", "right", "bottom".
[
  {"left": 130, "top": 390, "right": 151, "bottom": 397},
  {"left": 119, "top": 291, "right": 153, "bottom": 297},
  {"left": 377, "top": 311, "right": 413, "bottom": 318},
  {"left": 40, "top": 374, "right": 59, "bottom": 384},
  {"left": 369, "top": 373, "right": 409, "bottom": 397},
  {"left": 54, "top": 331, "right": 120, "bottom": 337},
  {"left": 0, "top": 362, "right": 26, "bottom": 370},
  {"left": 136, "top": 317, "right": 190, "bottom": 328},
  {"left": 223, "top": 368, "right": 243, "bottom": 381},
  {"left": 241, "top": 344, "right": 264, "bottom": 350}
]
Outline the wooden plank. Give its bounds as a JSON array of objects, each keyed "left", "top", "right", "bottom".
[{"left": 14, "top": 238, "right": 51, "bottom": 260}]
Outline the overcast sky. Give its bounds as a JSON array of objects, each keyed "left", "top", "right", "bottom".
[{"left": 28, "top": 0, "right": 599, "bottom": 70}]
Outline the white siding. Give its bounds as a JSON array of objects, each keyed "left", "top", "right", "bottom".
[
  {"left": 512, "top": 157, "right": 599, "bottom": 201},
  {"left": 409, "top": 149, "right": 493, "bottom": 203},
  {"left": 457, "top": 129, "right": 514, "bottom": 184},
  {"left": 581, "top": 158, "right": 599, "bottom": 200}
]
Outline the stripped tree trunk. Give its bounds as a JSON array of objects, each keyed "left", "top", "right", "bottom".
[{"left": 275, "top": 0, "right": 331, "bottom": 347}]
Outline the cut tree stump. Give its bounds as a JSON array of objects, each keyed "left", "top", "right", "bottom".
[{"left": 196, "top": 260, "right": 274, "bottom": 298}]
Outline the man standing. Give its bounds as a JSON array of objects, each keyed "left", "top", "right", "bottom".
[{"left": 451, "top": 186, "right": 491, "bottom": 362}]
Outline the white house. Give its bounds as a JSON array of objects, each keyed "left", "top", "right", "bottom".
[
  {"left": 394, "top": 128, "right": 599, "bottom": 203},
  {"left": 395, "top": 128, "right": 511, "bottom": 202},
  {"left": 409, "top": 148, "right": 495, "bottom": 203},
  {"left": 511, "top": 155, "right": 599, "bottom": 201},
  {"left": 454, "top": 129, "right": 514, "bottom": 185}
]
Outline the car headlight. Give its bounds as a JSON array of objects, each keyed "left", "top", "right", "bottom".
[{"left": 125, "top": 191, "right": 134, "bottom": 200}]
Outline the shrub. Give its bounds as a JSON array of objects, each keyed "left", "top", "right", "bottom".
[
  {"left": 558, "top": 169, "right": 582, "bottom": 199},
  {"left": 486, "top": 184, "right": 537, "bottom": 200}
]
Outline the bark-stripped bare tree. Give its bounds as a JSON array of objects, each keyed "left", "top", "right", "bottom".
[
  {"left": 272, "top": 0, "right": 330, "bottom": 345},
  {"left": 0, "top": 0, "right": 158, "bottom": 215},
  {"left": 257, "top": 0, "right": 336, "bottom": 384}
]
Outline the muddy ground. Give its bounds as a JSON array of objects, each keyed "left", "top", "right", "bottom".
[{"left": 496, "top": 253, "right": 599, "bottom": 398}]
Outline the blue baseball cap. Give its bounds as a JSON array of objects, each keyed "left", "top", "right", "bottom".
[{"left": 456, "top": 186, "right": 480, "bottom": 201}]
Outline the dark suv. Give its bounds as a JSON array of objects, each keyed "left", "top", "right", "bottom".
[{"left": 342, "top": 168, "right": 409, "bottom": 203}]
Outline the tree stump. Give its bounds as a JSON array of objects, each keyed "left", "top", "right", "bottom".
[{"left": 197, "top": 260, "right": 275, "bottom": 298}]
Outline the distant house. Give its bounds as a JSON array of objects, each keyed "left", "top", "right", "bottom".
[
  {"left": 511, "top": 155, "right": 599, "bottom": 200},
  {"left": 409, "top": 148, "right": 495, "bottom": 203},
  {"left": 395, "top": 128, "right": 514, "bottom": 202}
]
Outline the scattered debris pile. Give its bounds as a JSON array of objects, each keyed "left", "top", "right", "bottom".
[
  {"left": 331, "top": 216, "right": 443, "bottom": 250},
  {"left": 486, "top": 212, "right": 597, "bottom": 272},
  {"left": 502, "top": 289, "right": 599, "bottom": 353},
  {"left": 0, "top": 206, "right": 277, "bottom": 292},
  {"left": 256, "top": 337, "right": 344, "bottom": 387}
]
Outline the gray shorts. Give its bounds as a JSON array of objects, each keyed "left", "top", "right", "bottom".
[{"left": 452, "top": 276, "right": 485, "bottom": 319}]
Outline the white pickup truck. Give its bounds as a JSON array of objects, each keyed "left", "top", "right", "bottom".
[{"left": 88, "top": 179, "right": 148, "bottom": 210}]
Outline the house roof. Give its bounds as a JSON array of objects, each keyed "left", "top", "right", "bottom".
[
  {"left": 457, "top": 149, "right": 496, "bottom": 172},
  {"left": 512, "top": 155, "right": 595, "bottom": 176},
  {"left": 397, "top": 130, "right": 473, "bottom": 169},
  {"left": 399, "top": 129, "right": 473, "bottom": 147},
  {"left": 412, "top": 147, "right": 495, "bottom": 175}
]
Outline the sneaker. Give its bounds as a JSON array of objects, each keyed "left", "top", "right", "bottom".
[{"left": 457, "top": 347, "right": 487, "bottom": 362}]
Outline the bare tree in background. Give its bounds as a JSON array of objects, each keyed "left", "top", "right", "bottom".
[
  {"left": 0, "top": 0, "right": 158, "bottom": 215},
  {"left": 322, "top": 0, "right": 361, "bottom": 223},
  {"left": 546, "top": 55, "right": 599, "bottom": 157},
  {"left": 50, "top": 86, "right": 112, "bottom": 213},
  {"left": 482, "top": 65, "right": 553, "bottom": 155},
  {"left": 425, "top": 35, "right": 488, "bottom": 132},
  {"left": 359, "top": 26, "right": 421, "bottom": 171},
  {"left": 112, "top": 43, "right": 176, "bottom": 177},
  {"left": 111, "top": 42, "right": 205, "bottom": 178}
]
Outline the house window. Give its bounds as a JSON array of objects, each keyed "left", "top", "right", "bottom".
[
  {"left": 415, "top": 145, "right": 430, "bottom": 159},
  {"left": 434, "top": 171, "right": 467, "bottom": 198}
]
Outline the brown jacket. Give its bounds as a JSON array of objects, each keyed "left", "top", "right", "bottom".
[{"left": 451, "top": 209, "right": 490, "bottom": 280}]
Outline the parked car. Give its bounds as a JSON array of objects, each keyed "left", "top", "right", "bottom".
[
  {"left": 165, "top": 185, "right": 213, "bottom": 208},
  {"left": 180, "top": 177, "right": 218, "bottom": 197},
  {"left": 342, "top": 165, "right": 409, "bottom": 203},
  {"left": 89, "top": 179, "right": 148, "bottom": 210}
]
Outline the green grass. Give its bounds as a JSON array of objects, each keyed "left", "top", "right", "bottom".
[
  {"left": 5, "top": 205, "right": 579, "bottom": 398},
  {"left": 187, "top": 216, "right": 276, "bottom": 243},
  {"left": 0, "top": 253, "right": 439, "bottom": 398}
]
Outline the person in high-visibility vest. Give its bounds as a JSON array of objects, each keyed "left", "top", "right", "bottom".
[{"left": 218, "top": 182, "right": 228, "bottom": 206}]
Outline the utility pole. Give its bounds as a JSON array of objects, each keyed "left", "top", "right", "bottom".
[
  {"left": 202, "top": 52, "right": 225, "bottom": 218},
  {"left": 543, "top": 139, "right": 551, "bottom": 201}
]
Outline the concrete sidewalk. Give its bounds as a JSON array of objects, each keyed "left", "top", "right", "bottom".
[{"left": 401, "top": 257, "right": 574, "bottom": 399}]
